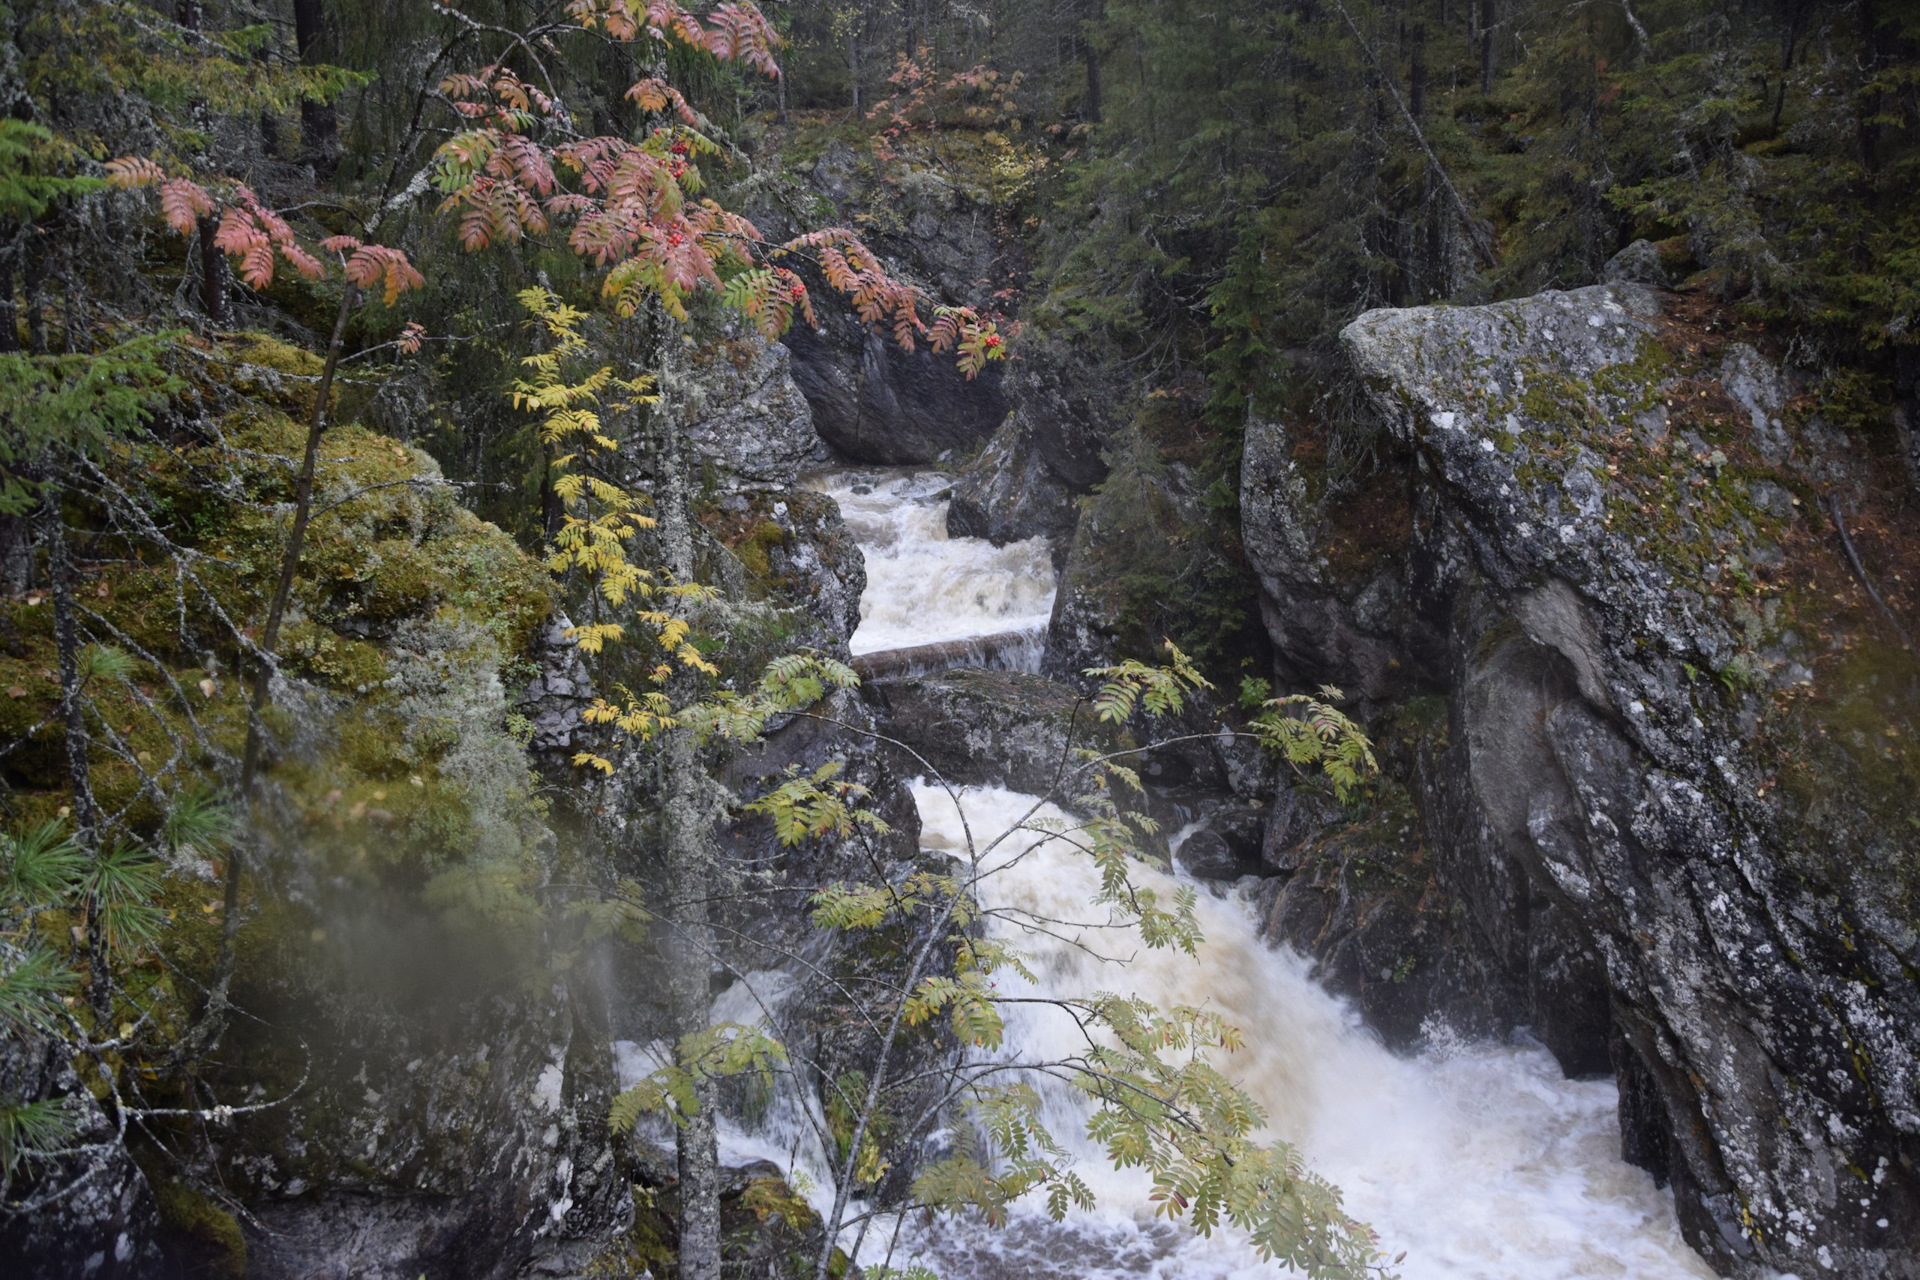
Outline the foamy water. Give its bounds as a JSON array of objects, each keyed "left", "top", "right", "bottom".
[
  {"left": 663, "top": 469, "right": 1722, "bottom": 1278},
  {"left": 875, "top": 784, "right": 1717, "bottom": 1280},
  {"left": 808, "top": 469, "right": 1056, "bottom": 657}
]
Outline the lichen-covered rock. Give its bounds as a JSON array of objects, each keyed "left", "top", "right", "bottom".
[
  {"left": 680, "top": 321, "right": 822, "bottom": 491},
  {"left": 0, "top": 1029, "right": 164, "bottom": 1278},
  {"left": 519, "top": 614, "right": 595, "bottom": 760},
  {"left": 697, "top": 487, "right": 866, "bottom": 645},
  {"left": 218, "top": 980, "right": 626, "bottom": 1280},
  {"left": 1315, "top": 283, "right": 1920, "bottom": 1277},
  {"left": 1599, "top": 238, "right": 1677, "bottom": 288}
]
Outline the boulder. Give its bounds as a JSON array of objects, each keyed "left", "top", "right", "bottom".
[
  {"left": 869, "top": 668, "right": 1101, "bottom": 797},
  {"left": 945, "top": 414, "right": 1078, "bottom": 547},
  {"left": 1298, "top": 283, "right": 1920, "bottom": 1277},
  {"left": 679, "top": 321, "right": 822, "bottom": 491}
]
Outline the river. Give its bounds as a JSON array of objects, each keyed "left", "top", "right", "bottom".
[{"left": 718, "top": 467, "right": 1722, "bottom": 1279}]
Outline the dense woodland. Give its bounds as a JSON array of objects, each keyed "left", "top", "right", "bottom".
[{"left": 1, "top": 1, "right": 1918, "bottom": 1278}]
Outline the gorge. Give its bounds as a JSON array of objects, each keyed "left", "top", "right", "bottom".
[{"left": 3, "top": 4, "right": 1918, "bottom": 1280}]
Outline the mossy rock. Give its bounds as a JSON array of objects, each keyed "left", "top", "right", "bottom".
[{"left": 152, "top": 1179, "right": 246, "bottom": 1279}]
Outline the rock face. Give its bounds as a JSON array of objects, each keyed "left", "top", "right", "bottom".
[
  {"left": 679, "top": 321, "right": 822, "bottom": 491},
  {"left": 1241, "top": 283, "right": 1919, "bottom": 1277},
  {"left": 782, "top": 318, "right": 1008, "bottom": 464},
  {"left": 945, "top": 413, "right": 1077, "bottom": 547},
  {"left": 218, "top": 975, "right": 626, "bottom": 1280},
  {"left": 945, "top": 336, "right": 1127, "bottom": 550},
  {"left": 869, "top": 668, "right": 1100, "bottom": 796},
  {"left": 0, "top": 1029, "right": 163, "bottom": 1278},
  {"left": 750, "top": 142, "right": 1010, "bottom": 465}
]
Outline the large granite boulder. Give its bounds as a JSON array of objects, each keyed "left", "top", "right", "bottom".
[{"left": 1253, "top": 283, "right": 1920, "bottom": 1278}]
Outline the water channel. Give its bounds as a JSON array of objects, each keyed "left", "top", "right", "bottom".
[{"left": 691, "top": 467, "right": 1723, "bottom": 1278}]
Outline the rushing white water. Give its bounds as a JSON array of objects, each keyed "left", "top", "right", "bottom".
[
  {"left": 808, "top": 468, "right": 1056, "bottom": 659},
  {"left": 876, "top": 783, "right": 1719, "bottom": 1280},
  {"left": 675, "top": 467, "right": 1721, "bottom": 1278}
]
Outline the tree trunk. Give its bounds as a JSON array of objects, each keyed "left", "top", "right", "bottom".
[
  {"left": 652, "top": 331, "right": 724, "bottom": 1280},
  {"left": 24, "top": 240, "right": 46, "bottom": 355},
  {"left": 850, "top": 21, "right": 862, "bottom": 112},
  {"left": 1479, "top": 0, "right": 1497, "bottom": 95},
  {"left": 46, "top": 484, "right": 106, "bottom": 1021},
  {"left": 663, "top": 712, "right": 723, "bottom": 1280},
  {"left": 197, "top": 214, "right": 228, "bottom": 327},
  {"left": 292, "top": 0, "right": 337, "bottom": 160},
  {"left": 1410, "top": 22, "right": 1427, "bottom": 121},
  {"left": 0, "top": 253, "right": 17, "bottom": 354},
  {"left": 1082, "top": 0, "right": 1103, "bottom": 126}
]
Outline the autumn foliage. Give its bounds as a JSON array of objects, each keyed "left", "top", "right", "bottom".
[
  {"left": 102, "top": 2, "right": 999, "bottom": 377},
  {"left": 105, "top": 157, "right": 423, "bottom": 303},
  {"left": 431, "top": 6, "right": 1004, "bottom": 374}
]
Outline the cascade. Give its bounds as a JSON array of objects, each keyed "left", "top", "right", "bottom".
[
  {"left": 639, "top": 467, "right": 1728, "bottom": 1279},
  {"left": 809, "top": 469, "right": 1055, "bottom": 665}
]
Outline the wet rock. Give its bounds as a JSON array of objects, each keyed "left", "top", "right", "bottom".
[
  {"left": 869, "top": 668, "right": 1103, "bottom": 797},
  {"left": 1173, "top": 805, "right": 1266, "bottom": 881},
  {"left": 1260, "top": 783, "right": 1344, "bottom": 873},
  {"left": 1042, "top": 437, "right": 1231, "bottom": 681},
  {"left": 754, "top": 488, "right": 866, "bottom": 643},
  {"left": 945, "top": 414, "right": 1078, "bottom": 547},
  {"left": 1254, "top": 808, "right": 1494, "bottom": 1052}
]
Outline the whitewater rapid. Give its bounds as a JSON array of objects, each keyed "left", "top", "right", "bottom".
[
  {"left": 649, "top": 466, "right": 1723, "bottom": 1278},
  {"left": 808, "top": 469, "right": 1055, "bottom": 659},
  {"left": 884, "top": 783, "right": 1717, "bottom": 1280}
]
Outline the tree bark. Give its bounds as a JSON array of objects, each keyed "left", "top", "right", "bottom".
[
  {"left": 849, "top": 19, "right": 862, "bottom": 112},
  {"left": 1083, "top": 37, "right": 1103, "bottom": 122},
  {"left": 1478, "top": 0, "right": 1497, "bottom": 95},
  {"left": 293, "top": 0, "right": 337, "bottom": 160},
  {"left": 196, "top": 214, "right": 228, "bottom": 327},
  {"left": 0, "top": 253, "right": 17, "bottom": 354},
  {"left": 24, "top": 239, "right": 46, "bottom": 355}
]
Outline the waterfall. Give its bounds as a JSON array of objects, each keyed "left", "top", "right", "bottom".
[
  {"left": 809, "top": 469, "right": 1055, "bottom": 665},
  {"left": 681, "top": 467, "right": 1726, "bottom": 1278}
]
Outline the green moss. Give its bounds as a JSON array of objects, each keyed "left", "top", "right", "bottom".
[
  {"left": 281, "top": 618, "right": 388, "bottom": 689},
  {"left": 741, "top": 1176, "right": 814, "bottom": 1232},
  {"left": 153, "top": 1179, "right": 247, "bottom": 1278},
  {"left": 226, "top": 334, "right": 326, "bottom": 377},
  {"left": 587, "top": 1186, "right": 676, "bottom": 1278},
  {"left": 733, "top": 518, "right": 789, "bottom": 581}
]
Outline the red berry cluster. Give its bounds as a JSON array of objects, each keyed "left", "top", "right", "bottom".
[
  {"left": 665, "top": 231, "right": 685, "bottom": 247},
  {"left": 668, "top": 140, "right": 690, "bottom": 156},
  {"left": 789, "top": 284, "right": 805, "bottom": 300},
  {"left": 983, "top": 333, "right": 1002, "bottom": 349}
]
